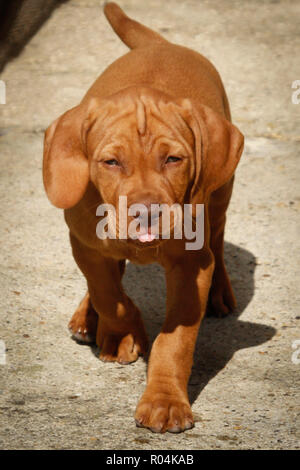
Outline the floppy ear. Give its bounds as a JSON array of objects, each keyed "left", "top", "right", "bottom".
[
  {"left": 182, "top": 100, "right": 244, "bottom": 202},
  {"left": 43, "top": 105, "right": 89, "bottom": 209}
]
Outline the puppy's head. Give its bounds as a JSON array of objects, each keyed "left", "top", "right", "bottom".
[{"left": 43, "top": 87, "right": 243, "bottom": 245}]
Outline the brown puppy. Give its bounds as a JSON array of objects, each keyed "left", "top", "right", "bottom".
[{"left": 43, "top": 3, "right": 244, "bottom": 433}]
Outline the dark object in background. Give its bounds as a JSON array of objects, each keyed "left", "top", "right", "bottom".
[{"left": 0, "top": 0, "right": 68, "bottom": 72}]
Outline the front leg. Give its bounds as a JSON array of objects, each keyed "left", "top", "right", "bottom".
[
  {"left": 70, "top": 234, "right": 149, "bottom": 364},
  {"left": 135, "top": 249, "right": 214, "bottom": 433}
]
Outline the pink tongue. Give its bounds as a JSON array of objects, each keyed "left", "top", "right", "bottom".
[{"left": 138, "top": 232, "right": 156, "bottom": 243}]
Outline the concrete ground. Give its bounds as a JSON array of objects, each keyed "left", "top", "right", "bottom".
[{"left": 0, "top": 0, "right": 299, "bottom": 450}]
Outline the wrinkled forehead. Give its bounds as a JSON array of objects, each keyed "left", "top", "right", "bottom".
[{"left": 88, "top": 94, "right": 194, "bottom": 156}]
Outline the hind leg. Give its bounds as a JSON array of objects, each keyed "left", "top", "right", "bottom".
[{"left": 208, "top": 177, "right": 236, "bottom": 316}]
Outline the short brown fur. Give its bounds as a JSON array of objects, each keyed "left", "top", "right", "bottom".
[{"left": 43, "top": 2, "right": 244, "bottom": 433}]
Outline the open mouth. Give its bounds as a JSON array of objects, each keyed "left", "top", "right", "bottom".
[
  {"left": 130, "top": 228, "right": 160, "bottom": 246},
  {"left": 128, "top": 227, "right": 178, "bottom": 248},
  {"left": 137, "top": 233, "right": 156, "bottom": 243},
  {"left": 120, "top": 223, "right": 169, "bottom": 247},
  {"left": 115, "top": 220, "right": 178, "bottom": 247}
]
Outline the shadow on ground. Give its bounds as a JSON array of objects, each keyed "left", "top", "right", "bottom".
[
  {"left": 0, "top": 0, "right": 68, "bottom": 72},
  {"left": 74, "top": 241, "right": 276, "bottom": 406},
  {"left": 123, "top": 241, "right": 276, "bottom": 405}
]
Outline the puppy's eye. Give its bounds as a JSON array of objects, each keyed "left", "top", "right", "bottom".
[
  {"left": 104, "top": 159, "right": 120, "bottom": 166},
  {"left": 165, "top": 156, "right": 182, "bottom": 164}
]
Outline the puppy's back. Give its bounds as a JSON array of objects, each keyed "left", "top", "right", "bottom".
[{"left": 85, "top": 2, "right": 228, "bottom": 118}]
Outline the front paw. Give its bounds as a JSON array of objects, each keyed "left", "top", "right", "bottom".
[
  {"left": 97, "top": 311, "right": 149, "bottom": 365},
  {"left": 97, "top": 331, "right": 148, "bottom": 365},
  {"left": 135, "top": 390, "right": 194, "bottom": 433}
]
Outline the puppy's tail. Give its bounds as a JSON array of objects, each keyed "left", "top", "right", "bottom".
[{"left": 104, "top": 2, "right": 168, "bottom": 49}]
